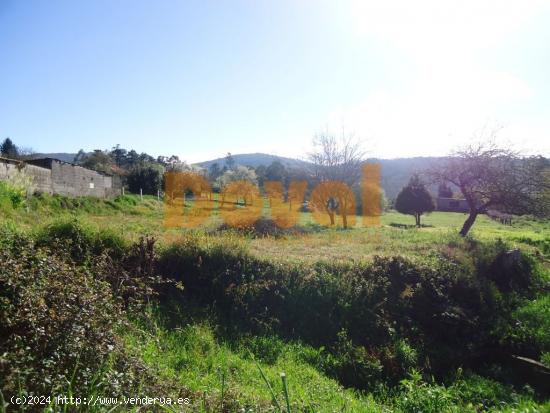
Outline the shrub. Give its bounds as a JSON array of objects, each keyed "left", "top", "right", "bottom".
[
  {"left": 448, "top": 372, "right": 528, "bottom": 411},
  {"left": 395, "top": 174, "right": 435, "bottom": 227},
  {"left": 508, "top": 296, "right": 550, "bottom": 353},
  {"left": 394, "top": 338, "right": 418, "bottom": 374},
  {"left": 156, "top": 235, "right": 542, "bottom": 390},
  {"left": 35, "top": 219, "right": 127, "bottom": 264},
  {"left": 0, "top": 227, "right": 173, "bottom": 402},
  {"left": 0, "top": 238, "right": 125, "bottom": 398},
  {"left": 0, "top": 181, "right": 25, "bottom": 209},
  {"left": 393, "top": 370, "right": 454, "bottom": 413},
  {"left": 215, "top": 217, "right": 309, "bottom": 238},
  {"left": 324, "top": 329, "right": 384, "bottom": 390},
  {"left": 241, "top": 335, "right": 285, "bottom": 365}
]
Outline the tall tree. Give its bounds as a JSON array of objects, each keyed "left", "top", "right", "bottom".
[
  {"left": 127, "top": 163, "right": 164, "bottom": 195},
  {"left": 225, "top": 152, "right": 235, "bottom": 170},
  {"left": 307, "top": 129, "right": 365, "bottom": 187},
  {"left": 254, "top": 164, "right": 267, "bottom": 186},
  {"left": 430, "top": 141, "right": 549, "bottom": 236},
  {"left": 110, "top": 144, "right": 127, "bottom": 167},
  {"left": 126, "top": 150, "right": 140, "bottom": 166},
  {"left": 395, "top": 174, "right": 435, "bottom": 227},
  {"left": 535, "top": 166, "right": 550, "bottom": 218},
  {"left": 73, "top": 149, "right": 87, "bottom": 164},
  {"left": 0, "top": 138, "right": 18, "bottom": 158},
  {"left": 81, "top": 150, "right": 114, "bottom": 174},
  {"left": 138, "top": 152, "right": 155, "bottom": 163},
  {"left": 208, "top": 162, "right": 222, "bottom": 182},
  {"left": 307, "top": 129, "right": 366, "bottom": 226},
  {"left": 265, "top": 160, "right": 287, "bottom": 183}
]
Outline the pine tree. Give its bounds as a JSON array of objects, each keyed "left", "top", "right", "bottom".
[
  {"left": 0, "top": 138, "right": 18, "bottom": 158},
  {"left": 395, "top": 174, "right": 435, "bottom": 227}
]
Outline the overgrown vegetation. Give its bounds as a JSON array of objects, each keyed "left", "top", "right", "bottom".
[
  {"left": 157, "top": 232, "right": 549, "bottom": 386},
  {"left": 1, "top": 187, "right": 549, "bottom": 411}
]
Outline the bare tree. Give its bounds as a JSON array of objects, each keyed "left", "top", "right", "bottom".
[
  {"left": 430, "top": 140, "right": 549, "bottom": 236},
  {"left": 307, "top": 129, "right": 366, "bottom": 228},
  {"left": 308, "top": 128, "right": 366, "bottom": 187}
]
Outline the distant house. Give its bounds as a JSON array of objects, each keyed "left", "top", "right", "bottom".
[
  {"left": 0, "top": 157, "right": 122, "bottom": 198},
  {"left": 436, "top": 197, "right": 470, "bottom": 213}
]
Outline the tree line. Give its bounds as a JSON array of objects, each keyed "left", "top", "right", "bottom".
[{"left": 2, "top": 131, "right": 548, "bottom": 236}]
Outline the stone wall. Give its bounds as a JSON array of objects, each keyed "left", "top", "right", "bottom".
[
  {"left": 0, "top": 158, "right": 53, "bottom": 194},
  {"left": 1, "top": 157, "right": 121, "bottom": 198},
  {"left": 49, "top": 160, "right": 113, "bottom": 197}
]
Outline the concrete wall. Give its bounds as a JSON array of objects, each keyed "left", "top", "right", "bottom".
[
  {"left": 1, "top": 157, "right": 121, "bottom": 198},
  {"left": 0, "top": 158, "right": 53, "bottom": 194},
  {"left": 104, "top": 175, "right": 123, "bottom": 198},
  {"left": 50, "top": 160, "right": 111, "bottom": 197}
]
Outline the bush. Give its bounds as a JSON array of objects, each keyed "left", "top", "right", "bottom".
[
  {"left": 0, "top": 237, "right": 125, "bottom": 398},
  {"left": 508, "top": 296, "right": 550, "bottom": 353},
  {"left": 0, "top": 181, "right": 25, "bottom": 209},
  {"left": 157, "top": 236, "right": 540, "bottom": 389},
  {"left": 215, "top": 217, "right": 309, "bottom": 238},
  {"left": 386, "top": 369, "right": 536, "bottom": 413},
  {"left": 0, "top": 226, "right": 173, "bottom": 401},
  {"left": 393, "top": 370, "right": 455, "bottom": 413},
  {"left": 35, "top": 219, "right": 127, "bottom": 264},
  {"left": 324, "top": 329, "right": 384, "bottom": 389},
  {"left": 241, "top": 335, "right": 285, "bottom": 365}
]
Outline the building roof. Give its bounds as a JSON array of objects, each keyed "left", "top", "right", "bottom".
[
  {"left": 0, "top": 156, "right": 21, "bottom": 164},
  {"left": 27, "top": 157, "right": 113, "bottom": 176}
]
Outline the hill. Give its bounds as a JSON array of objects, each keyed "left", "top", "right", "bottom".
[
  {"left": 196, "top": 153, "right": 442, "bottom": 199},
  {"left": 195, "top": 152, "right": 311, "bottom": 170},
  {"left": 32, "top": 151, "right": 443, "bottom": 199},
  {"left": 374, "top": 157, "right": 441, "bottom": 199}
]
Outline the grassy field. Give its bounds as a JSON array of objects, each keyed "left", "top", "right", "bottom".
[
  {"left": 1, "top": 189, "right": 549, "bottom": 412},
  {"left": 3, "top": 193, "right": 549, "bottom": 264}
]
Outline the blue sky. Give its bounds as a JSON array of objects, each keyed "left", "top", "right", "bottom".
[{"left": 1, "top": 0, "right": 549, "bottom": 162}]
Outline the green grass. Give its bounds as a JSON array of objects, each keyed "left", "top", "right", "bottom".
[
  {"left": 250, "top": 211, "right": 550, "bottom": 264},
  {"left": 125, "top": 310, "right": 380, "bottom": 412},
  {"left": 123, "top": 305, "right": 550, "bottom": 413},
  {"left": 3, "top": 190, "right": 547, "bottom": 264},
  {"left": 2, "top": 189, "right": 550, "bottom": 412}
]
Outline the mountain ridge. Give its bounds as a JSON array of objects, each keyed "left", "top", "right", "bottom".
[
  {"left": 194, "top": 153, "right": 442, "bottom": 199},
  {"left": 194, "top": 152, "right": 311, "bottom": 169},
  {"left": 34, "top": 151, "right": 444, "bottom": 199}
]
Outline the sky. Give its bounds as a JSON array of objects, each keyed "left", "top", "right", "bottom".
[{"left": 1, "top": 0, "right": 549, "bottom": 163}]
